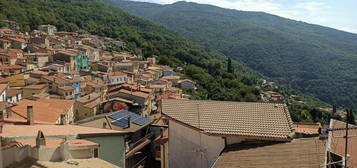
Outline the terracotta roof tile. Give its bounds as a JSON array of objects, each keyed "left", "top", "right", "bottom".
[
  {"left": 118, "top": 89, "right": 150, "bottom": 99},
  {"left": 23, "top": 84, "right": 47, "bottom": 90},
  {"left": 0, "top": 83, "right": 8, "bottom": 93},
  {"left": 10, "top": 99, "right": 74, "bottom": 123},
  {"left": 109, "top": 71, "right": 127, "bottom": 76},
  {"left": 6, "top": 88, "right": 21, "bottom": 97},
  {"left": 162, "top": 99, "right": 294, "bottom": 140},
  {"left": 213, "top": 138, "right": 325, "bottom": 168}
]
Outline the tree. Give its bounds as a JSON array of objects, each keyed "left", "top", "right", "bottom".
[
  {"left": 332, "top": 105, "right": 337, "bottom": 114},
  {"left": 347, "top": 110, "right": 356, "bottom": 125},
  {"left": 227, "top": 57, "right": 234, "bottom": 73}
]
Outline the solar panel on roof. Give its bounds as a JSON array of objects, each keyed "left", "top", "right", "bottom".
[
  {"left": 108, "top": 110, "right": 131, "bottom": 120},
  {"left": 128, "top": 113, "right": 140, "bottom": 120},
  {"left": 132, "top": 117, "right": 151, "bottom": 126},
  {"left": 112, "top": 118, "right": 128, "bottom": 128}
]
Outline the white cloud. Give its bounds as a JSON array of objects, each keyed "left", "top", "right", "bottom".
[{"left": 337, "top": 27, "right": 357, "bottom": 34}]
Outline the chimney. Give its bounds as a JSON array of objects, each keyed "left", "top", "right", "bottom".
[
  {"left": 1, "top": 109, "right": 5, "bottom": 121},
  {"left": 36, "top": 130, "right": 46, "bottom": 147},
  {"left": 60, "top": 114, "right": 67, "bottom": 125},
  {"left": 27, "top": 105, "right": 34, "bottom": 125}
]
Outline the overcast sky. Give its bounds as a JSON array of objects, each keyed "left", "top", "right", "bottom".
[{"left": 130, "top": 0, "right": 357, "bottom": 34}]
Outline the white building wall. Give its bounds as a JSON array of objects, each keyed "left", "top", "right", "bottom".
[
  {"left": 0, "top": 90, "right": 7, "bottom": 102},
  {"left": 109, "top": 75, "right": 127, "bottom": 85},
  {"left": 2, "top": 146, "right": 31, "bottom": 167},
  {"left": 168, "top": 121, "right": 225, "bottom": 168}
]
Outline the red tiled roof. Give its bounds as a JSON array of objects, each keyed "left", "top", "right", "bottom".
[
  {"left": 0, "top": 83, "right": 8, "bottom": 93},
  {"left": 109, "top": 71, "right": 127, "bottom": 76},
  {"left": 293, "top": 122, "right": 320, "bottom": 134},
  {"left": 7, "top": 37, "right": 27, "bottom": 43},
  {"left": 162, "top": 99, "right": 294, "bottom": 140},
  {"left": 213, "top": 138, "right": 325, "bottom": 168},
  {"left": 23, "top": 84, "right": 47, "bottom": 90},
  {"left": 10, "top": 99, "right": 74, "bottom": 123},
  {"left": 6, "top": 88, "right": 21, "bottom": 97},
  {"left": 119, "top": 89, "right": 150, "bottom": 99}
]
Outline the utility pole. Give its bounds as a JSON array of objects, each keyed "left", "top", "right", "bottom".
[
  {"left": 323, "top": 109, "right": 357, "bottom": 168},
  {"left": 344, "top": 109, "right": 352, "bottom": 168}
]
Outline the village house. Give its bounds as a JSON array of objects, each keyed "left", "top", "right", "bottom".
[
  {"left": 108, "top": 89, "right": 152, "bottom": 117},
  {"left": 162, "top": 68, "right": 174, "bottom": 77},
  {"left": 53, "top": 49, "right": 88, "bottom": 72},
  {"left": 0, "top": 83, "right": 9, "bottom": 102},
  {"left": 161, "top": 99, "right": 297, "bottom": 168},
  {"left": 6, "top": 99, "right": 75, "bottom": 124},
  {"left": 22, "top": 84, "right": 48, "bottom": 99},
  {"left": 23, "top": 52, "right": 49, "bottom": 69},
  {"left": 0, "top": 38, "right": 11, "bottom": 49},
  {"left": 0, "top": 64, "right": 25, "bottom": 76},
  {"left": 265, "top": 91, "right": 285, "bottom": 103},
  {"left": 137, "top": 72, "right": 154, "bottom": 86},
  {"left": 113, "top": 61, "right": 137, "bottom": 73},
  {"left": 7, "top": 37, "right": 27, "bottom": 49},
  {"left": 0, "top": 123, "right": 127, "bottom": 167},
  {"left": 105, "top": 71, "right": 128, "bottom": 85},
  {"left": 6, "top": 88, "right": 22, "bottom": 103},
  {"left": 41, "top": 74, "right": 82, "bottom": 99},
  {"left": 42, "top": 63, "right": 67, "bottom": 73},
  {"left": 0, "top": 49, "right": 23, "bottom": 65},
  {"left": 76, "top": 44, "right": 101, "bottom": 61},
  {"left": 76, "top": 110, "right": 153, "bottom": 168},
  {"left": 6, "top": 73, "right": 26, "bottom": 87},
  {"left": 29, "top": 35, "right": 51, "bottom": 47},
  {"left": 0, "top": 20, "right": 20, "bottom": 30},
  {"left": 74, "top": 92, "right": 102, "bottom": 121},
  {"left": 177, "top": 79, "right": 196, "bottom": 89},
  {"left": 37, "top": 24, "right": 57, "bottom": 35}
]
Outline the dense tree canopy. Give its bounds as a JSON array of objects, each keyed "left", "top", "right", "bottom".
[{"left": 110, "top": 0, "right": 357, "bottom": 109}]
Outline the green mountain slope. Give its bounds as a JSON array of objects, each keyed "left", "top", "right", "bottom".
[
  {"left": 106, "top": 0, "right": 357, "bottom": 108},
  {"left": 0, "top": 0, "right": 264, "bottom": 101},
  {"left": 0, "top": 0, "right": 333, "bottom": 123}
]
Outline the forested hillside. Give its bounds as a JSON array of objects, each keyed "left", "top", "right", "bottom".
[
  {"left": 0, "top": 0, "right": 332, "bottom": 123},
  {"left": 0, "top": 0, "right": 263, "bottom": 101},
  {"left": 108, "top": 0, "right": 357, "bottom": 108}
]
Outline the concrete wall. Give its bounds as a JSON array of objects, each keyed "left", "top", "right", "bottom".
[
  {"left": 69, "top": 148, "right": 94, "bottom": 159},
  {"left": 168, "top": 121, "right": 225, "bottom": 168},
  {"left": 74, "top": 102, "right": 97, "bottom": 121},
  {"left": 84, "top": 135, "right": 125, "bottom": 167},
  {"left": 34, "top": 147, "right": 62, "bottom": 161},
  {"left": 2, "top": 146, "right": 31, "bottom": 167}
]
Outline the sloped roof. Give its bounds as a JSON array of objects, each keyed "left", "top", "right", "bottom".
[
  {"left": 6, "top": 88, "right": 21, "bottom": 97},
  {"left": 329, "top": 119, "right": 357, "bottom": 168},
  {"left": 108, "top": 71, "right": 127, "bottom": 77},
  {"left": 10, "top": 99, "right": 74, "bottom": 123},
  {"left": 0, "top": 83, "right": 8, "bottom": 93},
  {"left": 213, "top": 137, "right": 325, "bottom": 168},
  {"left": 162, "top": 99, "right": 294, "bottom": 140}
]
